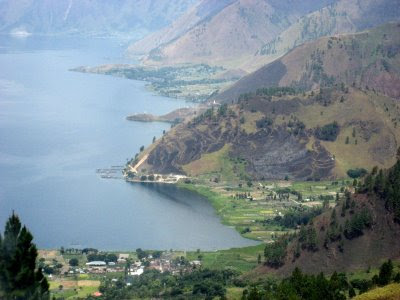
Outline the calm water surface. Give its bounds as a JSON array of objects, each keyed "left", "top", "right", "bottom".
[{"left": 0, "top": 35, "right": 256, "bottom": 250}]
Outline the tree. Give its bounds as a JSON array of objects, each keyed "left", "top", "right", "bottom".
[
  {"left": 264, "top": 238, "right": 287, "bottom": 268},
  {"left": 315, "top": 122, "right": 340, "bottom": 141},
  {"left": 136, "top": 248, "right": 147, "bottom": 260},
  {"left": 377, "top": 260, "right": 393, "bottom": 286},
  {"left": 69, "top": 258, "right": 79, "bottom": 267},
  {"left": 0, "top": 212, "right": 49, "bottom": 299},
  {"left": 349, "top": 286, "right": 356, "bottom": 298}
]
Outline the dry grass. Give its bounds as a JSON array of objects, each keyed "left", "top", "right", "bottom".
[
  {"left": 295, "top": 89, "right": 400, "bottom": 176},
  {"left": 354, "top": 284, "right": 400, "bottom": 300},
  {"left": 182, "top": 144, "right": 231, "bottom": 176},
  {"left": 240, "top": 111, "right": 264, "bottom": 134}
]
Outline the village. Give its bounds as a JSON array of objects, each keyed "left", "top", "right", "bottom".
[{"left": 39, "top": 248, "right": 203, "bottom": 298}]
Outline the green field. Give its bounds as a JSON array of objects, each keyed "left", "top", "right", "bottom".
[
  {"left": 186, "top": 244, "right": 265, "bottom": 273},
  {"left": 178, "top": 179, "right": 346, "bottom": 242}
]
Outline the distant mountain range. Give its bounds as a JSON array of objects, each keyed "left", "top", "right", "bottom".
[
  {"left": 128, "top": 0, "right": 400, "bottom": 68},
  {"left": 250, "top": 0, "right": 400, "bottom": 70},
  {"left": 0, "top": 0, "right": 199, "bottom": 37},
  {"left": 128, "top": 0, "right": 337, "bottom": 65}
]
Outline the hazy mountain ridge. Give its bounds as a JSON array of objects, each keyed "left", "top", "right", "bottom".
[
  {"left": 128, "top": 0, "right": 337, "bottom": 66},
  {"left": 217, "top": 22, "right": 400, "bottom": 102},
  {"left": 126, "top": 0, "right": 236, "bottom": 54},
  {"left": 0, "top": 0, "right": 199, "bottom": 37},
  {"left": 253, "top": 0, "right": 400, "bottom": 69}
]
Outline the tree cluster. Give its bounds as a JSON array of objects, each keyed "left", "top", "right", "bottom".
[
  {"left": 86, "top": 268, "right": 238, "bottom": 300},
  {"left": 242, "top": 268, "right": 349, "bottom": 300},
  {"left": 87, "top": 253, "right": 118, "bottom": 263},
  {"left": 0, "top": 213, "right": 49, "bottom": 299},
  {"left": 360, "top": 157, "right": 400, "bottom": 223},
  {"left": 265, "top": 207, "right": 322, "bottom": 229},
  {"left": 264, "top": 237, "right": 289, "bottom": 268},
  {"left": 315, "top": 121, "right": 340, "bottom": 141}
]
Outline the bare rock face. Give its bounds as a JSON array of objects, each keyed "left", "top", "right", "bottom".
[
  {"left": 232, "top": 127, "right": 335, "bottom": 180},
  {"left": 146, "top": 117, "right": 335, "bottom": 180}
]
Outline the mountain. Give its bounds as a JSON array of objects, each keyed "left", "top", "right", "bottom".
[
  {"left": 216, "top": 22, "right": 400, "bottom": 102},
  {"left": 254, "top": 160, "right": 400, "bottom": 277},
  {"left": 249, "top": 0, "right": 400, "bottom": 71},
  {"left": 0, "top": 0, "right": 199, "bottom": 37},
  {"left": 127, "top": 0, "right": 236, "bottom": 54},
  {"left": 127, "top": 0, "right": 337, "bottom": 66},
  {"left": 131, "top": 23, "right": 400, "bottom": 181}
]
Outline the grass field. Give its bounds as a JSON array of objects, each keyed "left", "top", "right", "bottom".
[
  {"left": 50, "top": 279, "right": 100, "bottom": 299},
  {"left": 178, "top": 180, "right": 345, "bottom": 242},
  {"left": 354, "top": 283, "right": 400, "bottom": 300},
  {"left": 186, "top": 244, "right": 265, "bottom": 273}
]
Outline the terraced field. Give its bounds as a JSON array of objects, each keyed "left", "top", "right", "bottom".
[{"left": 178, "top": 179, "right": 346, "bottom": 242}]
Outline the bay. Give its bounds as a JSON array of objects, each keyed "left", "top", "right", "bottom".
[{"left": 0, "top": 35, "right": 257, "bottom": 250}]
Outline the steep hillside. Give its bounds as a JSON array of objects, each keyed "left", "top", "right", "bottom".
[
  {"left": 128, "top": 0, "right": 336, "bottom": 66},
  {"left": 217, "top": 22, "right": 400, "bottom": 102},
  {"left": 0, "top": 0, "right": 198, "bottom": 36},
  {"left": 254, "top": 160, "right": 400, "bottom": 277},
  {"left": 135, "top": 86, "right": 400, "bottom": 180},
  {"left": 127, "top": 0, "right": 236, "bottom": 54},
  {"left": 132, "top": 24, "right": 400, "bottom": 181},
  {"left": 250, "top": 0, "right": 400, "bottom": 71}
]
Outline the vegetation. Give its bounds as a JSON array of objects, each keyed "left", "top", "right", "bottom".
[
  {"left": 315, "top": 121, "right": 340, "bottom": 141},
  {"left": 343, "top": 209, "right": 373, "bottom": 239},
  {"left": 85, "top": 268, "right": 239, "bottom": 299},
  {"left": 264, "top": 207, "right": 322, "bottom": 229},
  {"left": 77, "top": 64, "right": 233, "bottom": 102},
  {"left": 242, "top": 268, "right": 350, "bottom": 300},
  {"left": 354, "top": 283, "right": 400, "bottom": 300},
  {"left": 238, "top": 87, "right": 299, "bottom": 102},
  {"left": 359, "top": 153, "right": 400, "bottom": 223},
  {"left": 347, "top": 168, "right": 368, "bottom": 179},
  {"left": 0, "top": 213, "right": 49, "bottom": 299},
  {"left": 87, "top": 253, "right": 117, "bottom": 263},
  {"left": 178, "top": 180, "right": 344, "bottom": 242},
  {"left": 264, "top": 238, "right": 288, "bottom": 268}
]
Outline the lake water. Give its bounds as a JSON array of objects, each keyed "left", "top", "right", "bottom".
[{"left": 0, "top": 35, "right": 257, "bottom": 251}]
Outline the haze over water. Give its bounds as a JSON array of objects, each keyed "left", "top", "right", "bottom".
[{"left": 0, "top": 36, "right": 257, "bottom": 250}]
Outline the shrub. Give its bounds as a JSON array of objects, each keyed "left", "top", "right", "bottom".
[
  {"left": 69, "top": 258, "right": 79, "bottom": 267},
  {"left": 315, "top": 122, "right": 340, "bottom": 141},
  {"left": 347, "top": 168, "right": 367, "bottom": 178}
]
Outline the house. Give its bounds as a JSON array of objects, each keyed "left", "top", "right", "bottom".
[
  {"left": 129, "top": 267, "right": 144, "bottom": 276},
  {"left": 86, "top": 261, "right": 106, "bottom": 266},
  {"left": 118, "top": 253, "right": 129, "bottom": 264},
  {"left": 190, "top": 260, "right": 202, "bottom": 266}
]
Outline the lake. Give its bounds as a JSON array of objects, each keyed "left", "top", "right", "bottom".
[{"left": 0, "top": 35, "right": 257, "bottom": 251}]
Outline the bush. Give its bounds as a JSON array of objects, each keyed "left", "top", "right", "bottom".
[
  {"left": 264, "top": 238, "right": 287, "bottom": 268},
  {"left": 256, "top": 117, "right": 273, "bottom": 129},
  {"left": 315, "top": 122, "right": 340, "bottom": 141},
  {"left": 69, "top": 258, "right": 79, "bottom": 267},
  {"left": 344, "top": 208, "right": 373, "bottom": 239},
  {"left": 347, "top": 168, "right": 367, "bottom": 178}
]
